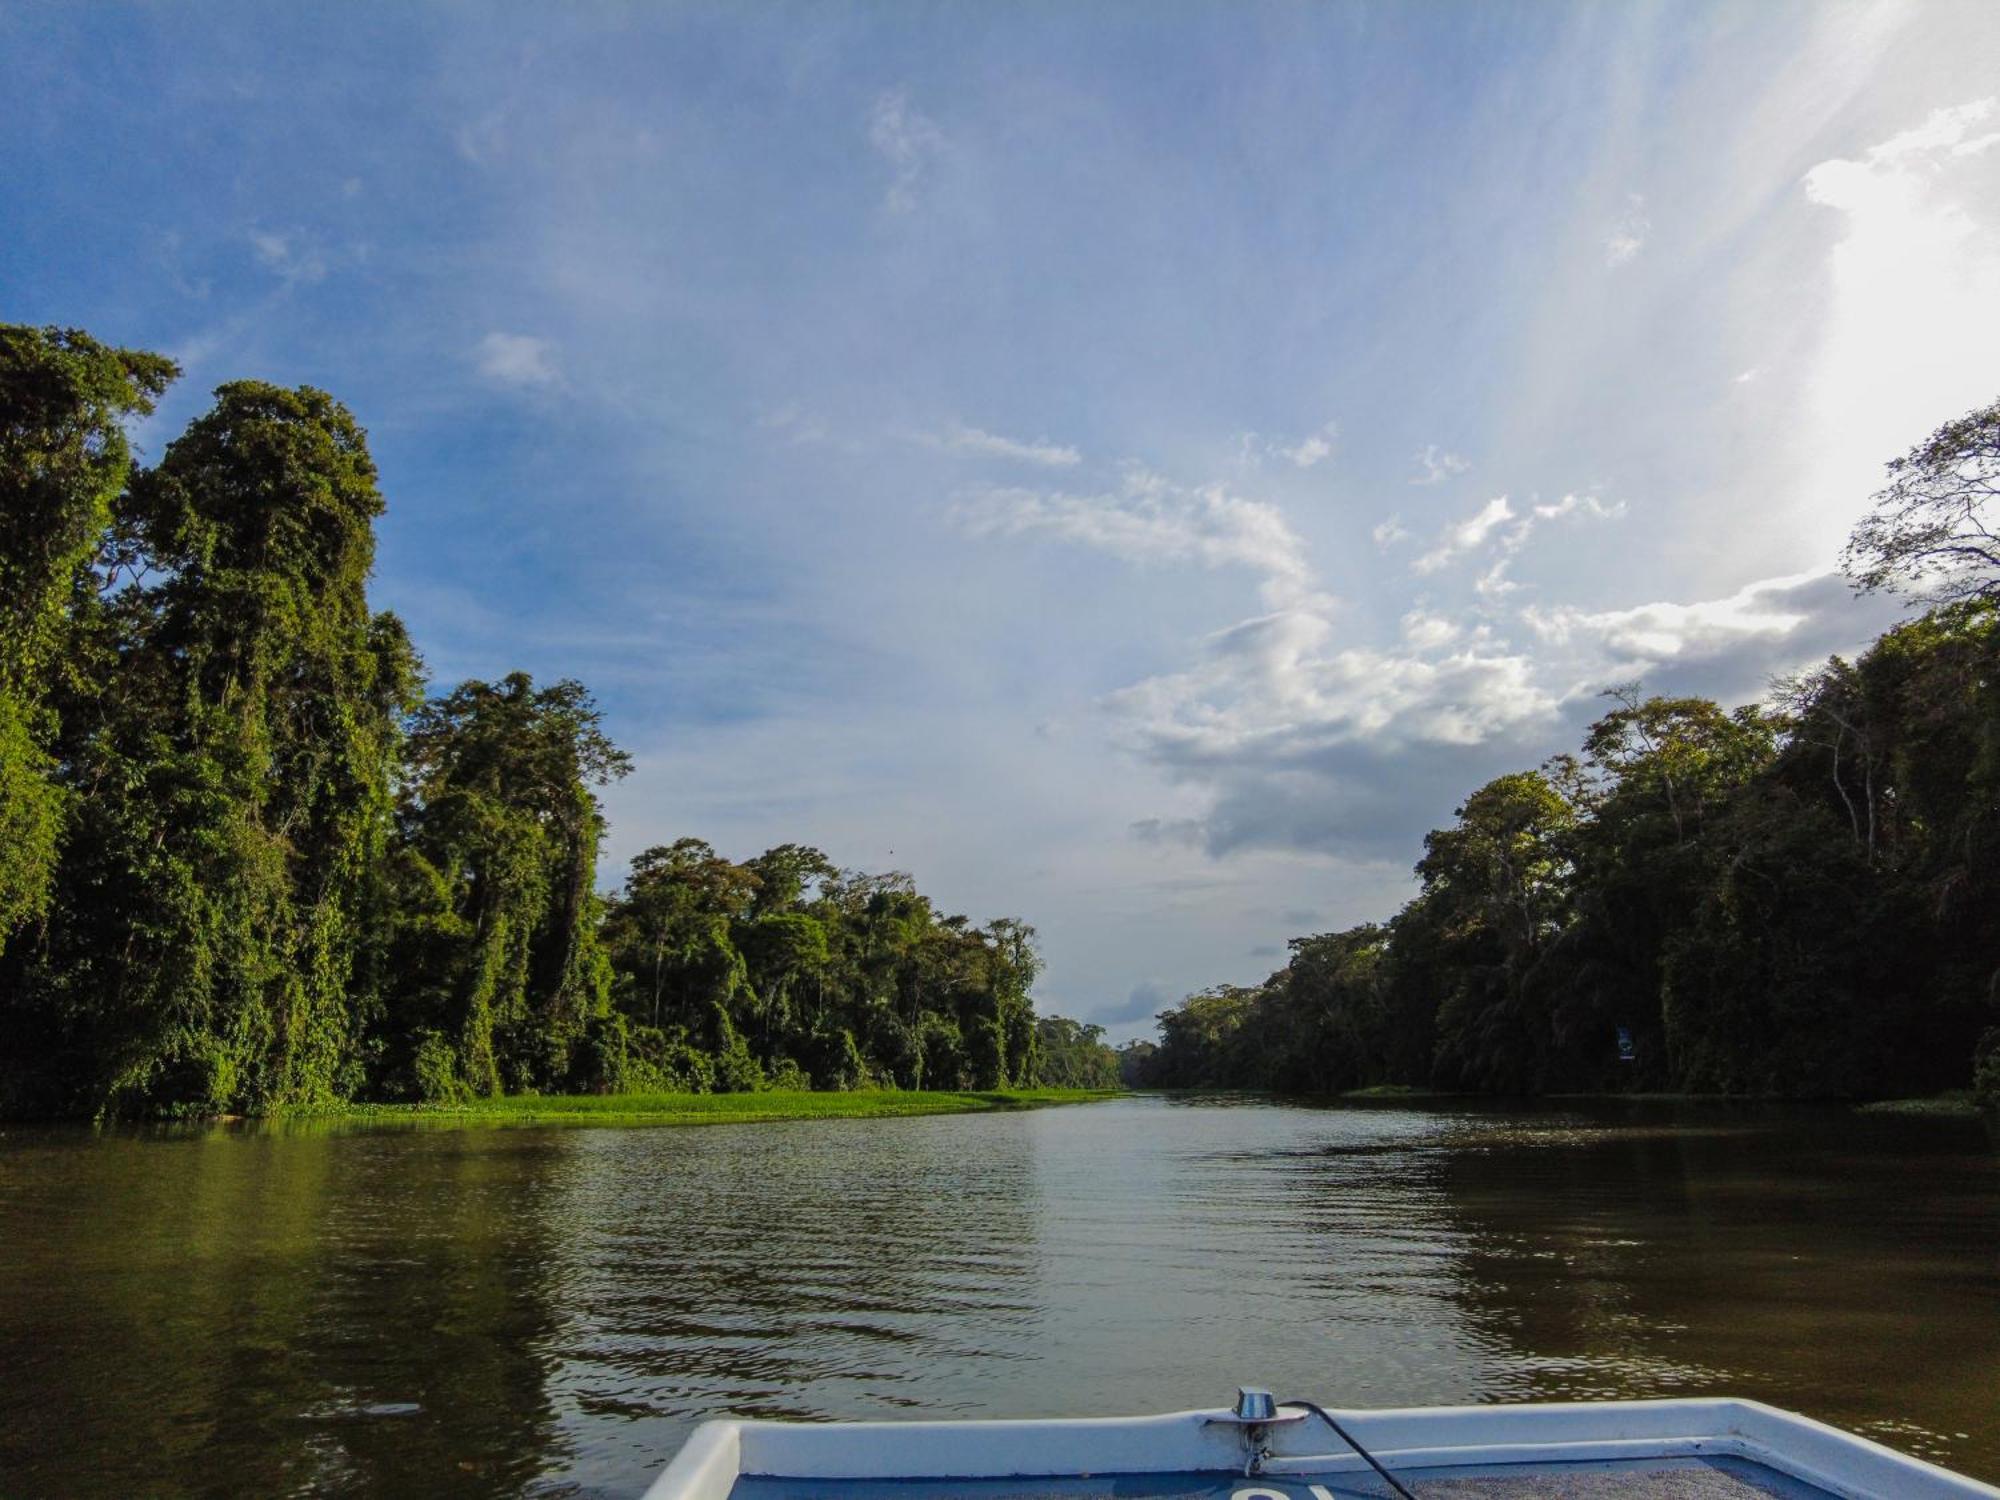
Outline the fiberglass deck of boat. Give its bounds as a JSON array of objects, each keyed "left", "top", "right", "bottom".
[{"left": 643, "top": 1397, "right": 2000, "bottom": 1500}]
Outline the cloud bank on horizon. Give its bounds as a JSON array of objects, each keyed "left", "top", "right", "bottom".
[{"left": 4, "top": 0, "right": 1997, "bottom": 1038}]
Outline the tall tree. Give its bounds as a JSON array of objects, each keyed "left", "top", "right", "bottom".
[
  {"left": 1418, "top": 770, "right": 1575, "bottom": 1093},
  {"left": 0, "top": 326, "right": 174, "bottom": 952},
  {"left": 384, "top": 674, "right": 630, "bottom": 1100},
  {"left": 6, "top": 382, "right": 414, "bottom": 1116},
  {"left": 1843, "top": 395, "right": 2000, "bottom": 606}
]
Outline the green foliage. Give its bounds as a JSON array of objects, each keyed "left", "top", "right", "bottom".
[
  {"left": 0, "top": 325, "right": 175, "bottom": 955},
  {"left": 1138, "top": 611, "right": 2000, "bottom": 1101},
  {"left": 411, "top": 1031, "right": 470, "bottom": 1105},
  {"left": 1976, "top": 1030, "right": 2000, "bottom": 1112},
  {"left": 382, "top": 674, "right": 630, "bottom": 1099},
  {"left": 1137, "top": 405, "right": 2000, "bottom": 1101},
  {"left": 342, "top": 1086, "right": 1112, "bottom": 1127},
  {"left": 0, "top": 326, "right": 176, "bottom": 690},
  {"left": 3, "top": 378, "right": 415, "bottom": 1117},
  {"left": 1843, "top": 395, "right": 2000, "bottom": 606},
  {"left": 0, "top": 324, "right": 1100, "bottom": 1119},
  {"left": 0, "top": 696, "right": 64, "bottom": 938},
  {"left": 1032, "top": 1015, "right": 1123, "bottom": 1089},
  {"left": 1146, "top": 985, "right": 1264, "bottom": 1088},
  {"left": 597, "top": 840, "right": 1055, "bottom": 1093}
]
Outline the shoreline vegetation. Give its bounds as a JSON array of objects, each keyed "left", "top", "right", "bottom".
[
  {"left": 0, "top": 325, "right": 1121, "bottom": 1122},
  {"left": 2, "top": 324, "right": 1996, "bottom": 1122},
  {"left": 329, "top": 1086, "right": 1121, "bottom": 1129},
  {"left": 1122, "top": 395, "right": 2000, "bottom": 1111},
  {"left": 1165, "top": 1084, "right": 1988, "bottom": 1116}
]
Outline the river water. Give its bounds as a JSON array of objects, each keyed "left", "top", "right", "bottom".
[{"left": 0, "top": 1095, "right": 1994, "bottom": 1498}]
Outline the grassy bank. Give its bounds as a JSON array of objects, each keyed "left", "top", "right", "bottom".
[
  {"left": 1854, "top": 1091, "right": 1984, "bottom": 1119},
  {"left": 331, "top": 1086, "right": 1121, "bottom": 1130}
]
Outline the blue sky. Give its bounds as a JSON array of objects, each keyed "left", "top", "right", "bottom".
[{"left": 6, "top": 1, "right": 1998, "bottom": 1037}]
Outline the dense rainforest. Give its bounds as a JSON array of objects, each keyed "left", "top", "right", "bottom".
[
  {"left": 1135, "top": 394, "right": 2000, "bottom": 1106},
  {"left": 0, "top": 324, "right": 1120, "bottom": 1118}
]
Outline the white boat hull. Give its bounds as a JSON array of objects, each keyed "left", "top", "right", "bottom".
[{"left": 644, "top": 1398, "right": 2000, "bottom": 1500}]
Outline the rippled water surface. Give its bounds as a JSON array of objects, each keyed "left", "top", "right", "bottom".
[{"left": 1, "top": 1096, "right": 1995, "bottom": 1497}]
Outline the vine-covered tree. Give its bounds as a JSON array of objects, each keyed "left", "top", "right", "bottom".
[
  {"left": 380, "top": 674, "right": 630, "bottom": 1101},
  {"left": 0, "top": 326, "right": 175, "bottom": 953},
  {"left": 1137, "top": 404, "right": 2000, "bottom": 1105},
  {"left": 1032, "top": 1015, "right": 1122, "bottom": 1089},
  {"left": 598, "top": 843, "right": 1047, "bottom": 1093},
  {"left": 5, "top": 380, "right": 418, "bottom": 1116},
  {"left": 0, "top": 322, "right": 1095, "bottom": 1119},
  {"left": 1136, "top": 637, "right": 1998, "bottom": 1103}
]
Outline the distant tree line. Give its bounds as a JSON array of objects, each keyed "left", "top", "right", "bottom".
[
  {"left": 1134, "top": 396, "right": 2000, "bottom": 1106},
  {"left": 0, "top": 325, "right": 1119, "bottom": 1118}
]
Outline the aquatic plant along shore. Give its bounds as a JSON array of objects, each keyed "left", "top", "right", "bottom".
[{"left": 332, "top": 1087, "right": 1118, "bottom": 1128}]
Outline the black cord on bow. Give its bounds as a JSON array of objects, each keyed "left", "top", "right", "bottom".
[{"left": 1277, "top": 1399, "right": 1418, "bottom": 1500}]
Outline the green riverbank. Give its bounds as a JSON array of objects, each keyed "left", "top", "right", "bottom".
[{"left": 326, "top": 1086, "right": 1121, "bottom": 1129}]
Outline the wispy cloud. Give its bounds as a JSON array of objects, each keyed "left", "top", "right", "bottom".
[
  {"left": 1604, "top": 192, "right": 1650, "bottom": 266},
  {"left": 473, "top": 331, "right": 559, "bottom": 388},
  {"left": 1275, "top": 419, "right": 1338, "bottom": 469},
  {"left": 1411, "top": 443, "right": 1470, "bottom": 485},
  {"left": 1525, "top": 571, "right": 1824, "bottom": 663},
  {"left": 249, "top": 228, "right": 327, "bottom": 285},
  {"left": 869, "top": 90, "right": 946, "bottom": 214},
  {"left": 1239, "top": 419, "right": 1339, "bottom": 470},
  {"left": 923, "top": 421, "right": 1081, "bottom": 467},
  {"left": 1412, "top": 496, "right": 1515, "bottom": 573},
  {"left": 1372, "top": 515, "right": 1411, "bottom": 550},
  {"left": 953, "top": 467, "right": 1318, "bottom": 608},
  {"left": 1412, "top": 492, "right": 1621, "bottom": 576},
  {"left": 1789, "top": 95, "right": 2000, "bottom": 560},
  {"left": 1093, "top": 494, "right": 1878, "bottom": 862}
]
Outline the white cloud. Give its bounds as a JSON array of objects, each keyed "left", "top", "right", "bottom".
[
  {"left": 1240, "top": 419, "right": 1339, "bottom": 469},
  {"left": 1605, "top": 192, "right": 1651, "bottom": 266},
  {"left": 1401, "top": 610, "right": 1460, "bottom": 650},
  {"left": 869, "top": 90, "right": 945, "bottom": 214},
  {"left": 1110, "top": 605, "right": 1558, "bottom": 765},
  {"left": 1791, "top": 97, "right": 2000, "bottom": 558},
  {"left": 1413, "top": 496, "right": 1515, "bottom": 573},
  {"left": 1524, "top": 570, "right": 1828, "bottom": 665},
  {"left": 1843, "top": 98, "right": 1997, "bottom": 165},
  {"left": 1411, "top": 443, "right": 1470, "bottom": 484},
  {"left": 1372, "top": 515, "right": 1411, "bottom": 549},
  {"left": 925, "top": 421, "right": 1080, "bottom": 467},
  {"left": 473, "top": 331, "right": 560, "bottom": 388},
  {"left": 1412, "top": 491, "right": 1622, "bottom": 576},
  {"left": 1527, "top": 492, "right": 1621, "bottom": 525},
  {"left": 1102, "top": 550, "right": 1885, "bottom": 862},
  {"left": 249, "top": 229, "right": 327, "bottom": 285},
  {"left": 1278, "top": 420, "right": 1338, "bottom": 469},
  {"left": 953, "top": 468, "right": 1318, "bottom": 608}
]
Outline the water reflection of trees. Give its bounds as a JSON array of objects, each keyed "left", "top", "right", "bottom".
[
  {"left": 7, "top": 1103, "right": 1994, "bottom": 1498},
  {"left": 1404, "top": 1104, "right": 2000, "bottom": 1477},
  {"left": 0, "top": 1122, "right": 569, "bottom": 1499}
]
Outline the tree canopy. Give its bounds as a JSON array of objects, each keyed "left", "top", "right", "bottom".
[
  {"left": 0, "top": 324, "right": 1107, "bottom": 1118},
  {"left": 1843, "top": 396, "right": 2000, "bottom": 606},
  {"left": 1137, "top": 393, "right": 2000, "bottom": 1107}
]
